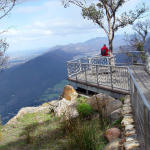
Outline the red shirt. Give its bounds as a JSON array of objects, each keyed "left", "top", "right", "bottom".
[{"left": 101, "top": 46, "right": 109, "bottom": 56}]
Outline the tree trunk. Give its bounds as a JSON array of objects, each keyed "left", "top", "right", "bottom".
[
  {"left": 108, "top": 36, "right": 115, "bottom": 66},
  {"left": 109, "top": 39, "right": 113, "bottom": 52}
]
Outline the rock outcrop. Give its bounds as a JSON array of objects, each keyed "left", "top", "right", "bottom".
[
  {"left": 87, "top": 93, "right": 122, "bottom": 117},
  {"left": 54, "top": 98, "right": 79, "bottom": 121},
  {"left": 61, "top": 85, "right": 78, "bottom": 101},
  {"left": 7, "top": 105, "right": 51, "bottom": 125}
]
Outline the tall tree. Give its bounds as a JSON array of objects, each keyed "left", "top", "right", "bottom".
[
  {"left": 127, "top": 20, "right": 150, "bottom": 51},
  {"left": 125, "top": 20, "right": 150, "bottom": 62},
  {"left": 0, "top": 0, "right": 16, "bottom": 70},
  {"left": 62, "top": 0, "right": 147, "bottom": 52}
]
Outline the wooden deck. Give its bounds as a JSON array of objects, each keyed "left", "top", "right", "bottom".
[{"left": 68, "top": 65, "right": 130, "bottom": 94}]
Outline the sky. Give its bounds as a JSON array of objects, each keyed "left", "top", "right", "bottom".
[{"left": 0, "top": 0, "right": 150, "bottom": 55}]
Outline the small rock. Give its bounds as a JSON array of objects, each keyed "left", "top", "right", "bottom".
[
  {"left": 125, "top": 130, "right": 136, "bottom": 137},
  {"left": 122, "top": 109, "right": 132, "bottom": 115},
  {"left": 110, "top": 108, "right": 122, "bottom": 123},
  {"left": 124, "top": 140, "right": 140, "bottom": 150},
  {"left": 103, "top": 138, "right": 121, "bottom": 150},
  {"left": 121, "top": 116, "right": 134, "bottom": 126},
  {"left": 122, "top": 106, "right": 132, "bottom": 111},
  {"left": 105, "top": 128, "right": 121, "bottom": 142},
  {"left": 125, "top": 124, "right": 135, "bottom": 131},
  {"left": 61, "top": 85, "right": 78, "bottom": 101},
  {"left": 124, "top": 95, "right": 130, "bottom": 104}
]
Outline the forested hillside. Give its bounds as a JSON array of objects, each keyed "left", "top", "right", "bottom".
[{"left": 0, "top": 50, "right": 76, "bottom": 124}]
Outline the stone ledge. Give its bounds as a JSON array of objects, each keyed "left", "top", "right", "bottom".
[{"left": 121, "top": 95, "right": 140, "bottom": 150}]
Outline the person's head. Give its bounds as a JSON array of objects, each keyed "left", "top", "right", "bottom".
[{"left": 104, "top": 44, "right": 106, "bottom": 47}]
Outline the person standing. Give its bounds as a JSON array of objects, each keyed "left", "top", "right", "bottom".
[{"left": 101, "top": 44, "right": 109, "bottom": 56}]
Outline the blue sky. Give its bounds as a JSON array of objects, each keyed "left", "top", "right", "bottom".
[{"left": 0, "top": 0, "right": 150, "bottom": 54}]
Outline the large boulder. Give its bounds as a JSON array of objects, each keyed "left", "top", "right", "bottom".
[
  {"left": 87, "top": 93, "right": 122, "bottom": 117},
  {"left": 61, "top": 85, "right": 78, "bottom": 101},
  {"left": 105, "top": 128, "right": 121, "bottom": 142},
  {"left": 54, "top": 98, "right": 79, "bottom": 121}
]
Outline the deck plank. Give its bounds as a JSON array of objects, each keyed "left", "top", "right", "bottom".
[{"left": 130, "top": 65, "right": 150, "bottom": 104}]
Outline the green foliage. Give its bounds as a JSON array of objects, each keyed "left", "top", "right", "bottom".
[
  {"left": 76, "top": 96, "right": 87, "bottom": 103},
  {"left": 120, "top": 96, "right": 125, "bottom": 103},
  {"left": 39, "top": 80, "right": 69, "bottom": 102},
  {"left": 0, "top": 116, "right": 2, "bottom": 141},
  {"left": 111, "top": 117, "right": 123, "bottom": 129},
  {"left": 77, "top": 103, "right": 93, "bottom": 118},
  {"left": 63, "top": 119, "right": 107, "bottom": 150}
]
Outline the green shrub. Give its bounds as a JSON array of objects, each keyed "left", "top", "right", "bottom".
[
  {"left": 76, "top": 96, "right": 87, "bottom": 103},
  {"left": 77, "top": 103, "right": 93, "bottom": 118},
  {"left": 64, "top": 119, "right": 107, "bottom": 150},
  {"left": 120, "top": 96, "right": 125, "bottom": 103},
  {"left": 0, "top": 117, "right": 2, "bottom": 141}
]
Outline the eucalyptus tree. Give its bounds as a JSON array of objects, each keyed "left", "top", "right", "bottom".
[
  {"left": 62, "top": 0, "right": 147, "bottom": 52},
  {"left": 125, "top": 20, "right": 150, "bottom": 62},
  {"left": 0, "top": 0, "right": 16, "bottom": 71},
  {"left": 129, "top": 20, "right": 150, "bottom": 51}
]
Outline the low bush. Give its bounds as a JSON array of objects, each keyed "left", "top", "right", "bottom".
[
  {"left": 0, "top": 117, "right": 2, "bottom": 141},
  {"left": 77, "top": 103, "right": 93, "bottom": 118},
  {"left": 76, "top": 96, "right": 87, "bottom": 103},
  {"left": 63, "top": 119, "right": 107, "bottom": 150}
]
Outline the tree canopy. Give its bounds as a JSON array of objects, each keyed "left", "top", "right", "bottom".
[
  {"left": 0, "top": 0, "right": 16, "bottom": 71},
  {"left": 63, "top": 0, "right": 148, "bottom": 52}
]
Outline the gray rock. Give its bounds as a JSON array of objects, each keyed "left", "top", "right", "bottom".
[
  {"left": 55, "top": 98, "right": 79, "bottom": 121},
  {"left": 110, "top": 108, "right": 122, "bottom": 123},
  {"left": 7, "top": 106, "right": 51, "bottom": 125},
  {"left": 87, "top": 93, "right": 122, "bottom": 117},
  {"left": 124, "top": 140, "right": 140, "bottom": 150},
  {"left": 103, "top": 138, "right": 121, "bottom": 150},
  {"left": 124, "top": 95, "right": 130, "bottom": 104},
  {"left": 121, "top": 116, "right": 134, "bottom": 126}
]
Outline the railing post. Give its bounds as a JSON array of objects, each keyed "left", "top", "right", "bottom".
[
  {"left": 110, "top": 66, "right": 113, "bottom": 89},
  {"left": 67, "top": 62, "right": 70, "bottom": 78},
  {"left": 85, "top": 64, "right": 87, "bottom": 83},
  {"left": 96, "top": 65, "right": 99, "bottom": 86},
  {"left": 144, "top": 105, "right": 148, "bottom": 150},
  {"left": 75, "top": 63, "right": 78, "bottom": 81}
]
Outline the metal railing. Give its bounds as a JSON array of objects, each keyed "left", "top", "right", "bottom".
[
  {"left": 67, "top": 56, "right": 130, "bottom": 91},
  {"left": 67, "top": 53, "right": 150, "bottom": 149},
  {"left": 128, "top": 68, "right": 150, "bottom": 150}
]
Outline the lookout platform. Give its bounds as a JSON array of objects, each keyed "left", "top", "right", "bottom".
[{"left": 67, "top": 53, "right": 150, "bottom": 150}]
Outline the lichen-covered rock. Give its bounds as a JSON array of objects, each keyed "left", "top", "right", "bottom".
[
  {"left": 110, "top": 108, "right": 122, "bottom": 123},
  {"left": 42, "top": 100, "right": 59, "bottom": 112},
  {"left": 124, "top": 95, "right": 130, "bottom": 104},
  {"left": 125, "top": 124, "right": 135, "bottom": 131},
  {"left": 105, "top": 128, "right": 121, "bottom": 142},
  {"left": 103, "top": 138, "right": 121, "bottom": 150},
  {"left": 61, "top": 85, "right": 78, "bottom": 101},
  {"left": 125, "top": 130, "right": 136, "bottom": 137},
  {"left": 54, "top": 98, "right": 79, "bottom": 121},
  {"left": 7, "top": 106, "right": 51, "bottom": 125},
  {"left": 87, "top": 93, "right": 122, "bottom": 117},
  {"left": 124, "top": 140, "right": 140, "bottom": 150},
  {"left": 121, "top": 116, "right": 134, "bottom": 126}
]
